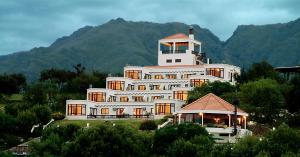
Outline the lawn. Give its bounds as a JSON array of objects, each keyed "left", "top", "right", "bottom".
[{"left": 52, "top": 119, "right": 162, "bottom": 130}]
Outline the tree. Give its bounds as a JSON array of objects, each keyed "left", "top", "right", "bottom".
[
  {"left": 260, "top": 124, "right": 300, "bottom": 157},
  {"left": 17, "top": 110, "right": 37, "bottom": 136},
  {"left": 187, "top": 81, "right": 236, "bottom": 103},
  {"left": 31, "top": 105, "right": 52, "bottom": 125},
  {"left": 63, "top": 123, "right": 151, "bottom": 157},
  {"left": 240, "top": 79, "right": 284, "bottom": 124},
  {"left": 285, "top": 75, "right": 300, "bottom": 113},
  {"left": 153, "top": 123, "right": 211, "bottom": 155},
  {"left": 0, "top": 73, "right": 26, "bottom": 94},
  {"left": 236, "top": 61, "right": 283, "bottom": 84}
]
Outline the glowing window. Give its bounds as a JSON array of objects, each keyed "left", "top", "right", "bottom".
[{"left": 67, "top": 104, "right": 86, "bottom": 116}]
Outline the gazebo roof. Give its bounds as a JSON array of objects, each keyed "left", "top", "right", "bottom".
[{"left": 177, "top": 93, "right": 248, "bottom": 116}]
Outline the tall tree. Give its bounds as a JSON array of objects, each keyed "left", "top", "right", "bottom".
[{"left": 240, "top": 79, "right": 284, "bottom": 124}]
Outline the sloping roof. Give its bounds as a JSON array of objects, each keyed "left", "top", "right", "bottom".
[
  {"left": 162, "top": 33, "right": 189, "bottom": 40},
  {"left": 179, "top": 93, "right": 247, "bottom": 115}
]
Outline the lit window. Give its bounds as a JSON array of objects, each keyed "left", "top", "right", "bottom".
[
  {"left": 155, "top": 103, "right": 174, "bottom": 115},
  {"left": 154, "top": 75, "right": 164, "bottom": 79},
  {"left": 133, "top": 108, "right": 143, "bottom": 118},
  {"left": 206, "top": 68, "right": 224, "bottom": 78},
  {"left": 190, "top": 79, "right": 208, "bottom": 87},
  {"left": 132, "top": 96, "right": 144, "bottom": 102},
  {"left": 88, "top": 92, "right": 106, "bottom": 102},
  {"left": 101, "top": 108, "right": 109, "bottom": 114},
  {"left": 67, "top": 104, "right": 86, "bottom": 116},
  {"left": 138, "top": 85, "right": 146, "bottom": 90},
  {"left": 173, "top": 91, "right": 188, "bottom": 101},
  {"left": 125, "top": 70, "right": 142, "bottom": 79},
  {"left": 108, "top": 81, "right": 125, "bottom": 90},
  {"left": 120, "top": 96, "right": 129, "bottom": 102},
  {"left": 166, "top": 74, "right": 177, "bottom": 79}
]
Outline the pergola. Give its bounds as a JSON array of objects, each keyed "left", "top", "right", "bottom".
[{"left": 175, "top": 93, "right": 248, "bottom": 129}]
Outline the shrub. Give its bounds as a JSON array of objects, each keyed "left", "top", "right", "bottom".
[
  {"left": 52, "top": 112, "right": 65, "bottom": 121},
  {"left": 139, "top": 120, "right": 157, "bottom": 131}
]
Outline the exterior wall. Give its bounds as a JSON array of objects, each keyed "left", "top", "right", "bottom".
[{"left": 65, "top": 33, "right": 240, "bottom": 120}]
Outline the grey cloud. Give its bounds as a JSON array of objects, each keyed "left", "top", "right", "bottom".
[{"left": 0, "top": 0, "right": 299, "bottom": 55}]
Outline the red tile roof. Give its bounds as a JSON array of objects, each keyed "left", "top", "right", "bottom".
[
  {"left": 181, "top": 93, "right": 247, "bottom": 115},
  {"left": 162, "top": 33, "right": 189, "bottom": 40}
]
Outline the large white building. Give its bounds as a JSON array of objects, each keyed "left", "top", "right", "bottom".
[{"left": 66, "top": 28, "right": 240, "bottom": 120}]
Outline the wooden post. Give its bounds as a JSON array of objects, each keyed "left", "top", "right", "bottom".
[{"left": 228, "top": 114, "right": 231, "bottom": 127}]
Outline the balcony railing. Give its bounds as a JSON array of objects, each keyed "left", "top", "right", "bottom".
[
  {"left": 87, "top": 114, "right": 154, "bottom": 119},
  {"left": 161, "top": 50, "right": 173, "bottom": 54},
  {"left": 174, "top": 50, "right": 186, "bottom": 54}
]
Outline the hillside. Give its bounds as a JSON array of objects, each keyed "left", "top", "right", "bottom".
[
  {"left": 0, "top": 18, "right": 222, "bottom": 80},
  {"left": 0, "top": 17, "right": 300, "bottom": 80}
]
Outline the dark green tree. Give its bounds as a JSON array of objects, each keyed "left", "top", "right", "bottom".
[{"left": 240, "top": 79, "right": 284, "bottom": 124}]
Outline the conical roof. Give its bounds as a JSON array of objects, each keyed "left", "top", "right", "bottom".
[{"left": 178, "top": 93, "right": 247, "bottom": 116}]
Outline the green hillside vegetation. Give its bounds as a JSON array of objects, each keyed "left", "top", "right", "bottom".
[
  {"left": 0, "top": 18, "right": 222, "bottom": 81},
  {"left": 3, "top": 18, "right": 300, "bottom": 81}
]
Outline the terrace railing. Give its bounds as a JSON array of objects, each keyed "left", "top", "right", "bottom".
[{"left": 87, "top": 114, "right": 154, "bottom": 119}]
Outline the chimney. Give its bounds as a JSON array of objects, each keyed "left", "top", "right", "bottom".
[{"left": 189, "top": 26, "right": 194, "bottom": 40}]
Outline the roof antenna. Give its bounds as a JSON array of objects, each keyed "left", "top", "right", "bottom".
[{"left": 189, "top": 26, "right": 194, "bottom": 39}]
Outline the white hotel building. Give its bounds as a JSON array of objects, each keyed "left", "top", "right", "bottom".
[{"left": 66, "top": 28, "right": 240, "bottom": 120}]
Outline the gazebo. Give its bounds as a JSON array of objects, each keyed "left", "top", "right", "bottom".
[{"left": 175, "top": 93, "right": 249, "bottom": 140}]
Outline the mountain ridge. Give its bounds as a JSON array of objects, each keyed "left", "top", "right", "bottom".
[{"left": 0, "top": 17, "right": 299, "bottom": 81}]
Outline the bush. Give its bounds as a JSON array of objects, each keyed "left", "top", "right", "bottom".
[
  {"left": 139, "top": 120, "right": 157, "bottom": 131},
  {"left": 52, "top": 112, "right": 65, "bottom": 121}
]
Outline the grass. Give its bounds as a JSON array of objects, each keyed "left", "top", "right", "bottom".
[
  {"left": 52, "top": 119, "right": 161, "bottom": 130},
  {"left": 9, "top": 94, "right": 23, "bottom": 101}
]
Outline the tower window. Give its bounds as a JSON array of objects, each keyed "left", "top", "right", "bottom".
[
  {"left": 175, "top": 59, "right": 181, "bottom": 63},
  {"left": 166, "top": 59, "right": 172, "bottom": 63}
]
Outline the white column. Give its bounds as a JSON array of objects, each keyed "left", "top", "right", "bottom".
[
  {"left": 244, "top": 116, "right": 247, "bottom": 129},
  {"left": 201, "top": 113, "right": 204, "bottom": 126},
  {"left": 178, "top": 114, "right": 182, "bottom": 124},
  {"left": 173, "top": 42, "right": 176, "bottom": 53}
]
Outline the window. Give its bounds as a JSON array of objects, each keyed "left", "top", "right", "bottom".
[
  {"left": 155, "top": 103, "right": 174, "bottom": 115},
  {"left": 190, "top": 79, "right": 208, "bottom": 87},
  {"left": 166, "top": 74, "right": 177, "bottom": 79},
  {"left": 175, "top": 59, "right": 181, "bottom": 63},
  {"left": 173, "top": 91, "right": 188, "bottom": 101},
  {"left": 206, "top": 68, "right": 224, "bottom": 78},
  {"left": 108, "top": 96, "right": 116, "bottom": 102},
  {"left": 120, "top": 96, "right": 129, "bottom": 102},
  {"left": 108, "top": 81, "right": 125, "bottom": 90},
  {"left": 138, "top": 85, "right": 146, "bottom": 90},
  {"left": 101, "top": 108, "right": 109, "bottom": 114},
  {"left": 133, "top": 108, "right": 143, "bottom": 118},
  {"left": 182, "top": 73, "right": 194, "bottom": 79},
  {"left": 132, "top": 96, "right": 144, "bottom": 102},
  {"left": 166, "top": 59, "right": 172, "bottom": 63},
  {"left": 125, "top": 70, "right": 142, "bottom": 79},
  {"left": 88, "top": 92, "right": 106, "bottom": 102},
  {"left": 67, "top": 104, "right": 86, "bottom": 116},
  {"left": 152, "top": 96, "right": 161, "bottom": 100},
  {"left": 116, "top": 108, "right": 124, "bottom": 115},
  {"left": 144, "top": 74, "right": 151, "bottom": 79},
  {"left": 154, "top": 75, "right": 164, "bottom": 79},
  {"left": 90, "top": 108, "right": 97, "bottom": 115},
  {"left": 152, "top": 85, "right": 160, "bottom": 90}
]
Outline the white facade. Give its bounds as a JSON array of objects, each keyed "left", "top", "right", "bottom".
[{"left": 66, "top": 30, "right": 240, "bottom": 120}]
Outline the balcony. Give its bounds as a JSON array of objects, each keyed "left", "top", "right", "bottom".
[
  {"left": 161, "top": 50, "right": 186, "bottom": 54},
  {"left": 161, "top": 50, "right": 173, "bottom": 54}
]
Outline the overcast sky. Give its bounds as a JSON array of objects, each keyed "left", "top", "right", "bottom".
[{"left": 0, "top": 0, "right": 299, "bottom": 55}]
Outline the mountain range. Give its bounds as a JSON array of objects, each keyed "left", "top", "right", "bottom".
[{"left": 0, "top": 17, "right": 299, "bottom": 81}]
